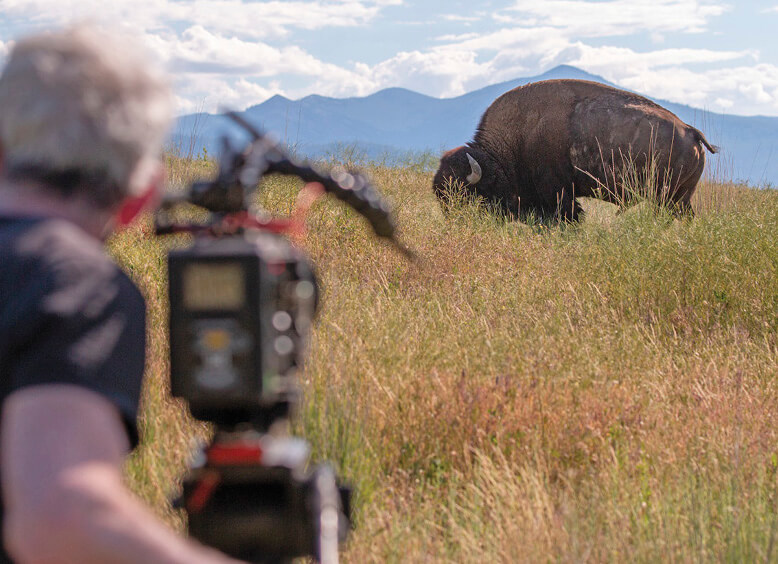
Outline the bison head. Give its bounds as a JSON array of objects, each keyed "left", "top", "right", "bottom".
[{"left": 432, "top": 146, "right": 513, "bottom": 214}]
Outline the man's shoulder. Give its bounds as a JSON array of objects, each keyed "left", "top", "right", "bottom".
[
  {"left": 1, "top": 217, "right": 142, "bottom": 315},
  {"left": 6, "top": 216, "right": 107, "bottom": 269}
]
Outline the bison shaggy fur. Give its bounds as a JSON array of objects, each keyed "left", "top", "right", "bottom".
[{"left": 432, "top": 79, "right": 718, "bottom": 221}]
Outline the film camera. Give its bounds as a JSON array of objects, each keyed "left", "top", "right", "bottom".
[{"left": 155, "top": 113, "right": 410, "bottom": 563}]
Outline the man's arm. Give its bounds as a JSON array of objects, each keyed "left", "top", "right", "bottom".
[{"left": 1, "top": 384, "right": 241, "bottom": 564}]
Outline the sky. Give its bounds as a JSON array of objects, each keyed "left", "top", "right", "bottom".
[{"left": 0, "top": 0, "right": 776, "bottom": 117}]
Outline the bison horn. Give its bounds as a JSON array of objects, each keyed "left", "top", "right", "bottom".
[{"left": 466, "top": 153, "right": 482, "bottom": 184}]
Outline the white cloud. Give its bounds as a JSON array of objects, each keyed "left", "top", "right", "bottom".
[
  {"left": 442, "top": 14, "right": 481, "bottom": 23},
  {"left": 565, "top": 44, "right": 755, "bottom": 73},
  {"left": 0, "top": 0, "right": 396, "bottom": 39},
  {"left": 714, "top": 97, "right": 733, "bottom": 110},
  {"left": 161, "top": 26, "right": 323, "bottom": 76},
  {"left": 148, "top": 24, "right": 381, "bottom": 109},
  {"left": 0, "top": 0, "right": 400, "bottom": 112},
  {"left": 173, "top": 75, "right": 281, "bottom": 114},
  {"left": 738, "top": 80, "right": 774, "bottom": 105},
  {"left": 329, "top": 19, "right": 776, "bottom": 117},
  {"left": 502, "top": 0, "right": 729, "bottom": 37},
  {"left": 610, "top": 64, "right": 778, "bottom": 115},
  {"left": 360, "top": 49, "right": 487, "bottom": 98},
  {"left": 436, "top": 32, "right": 481, "bottom": 42}
]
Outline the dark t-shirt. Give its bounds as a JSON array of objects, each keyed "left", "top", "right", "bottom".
[{"left": 0, "top": 216, "right": 146, "bottom": 562}]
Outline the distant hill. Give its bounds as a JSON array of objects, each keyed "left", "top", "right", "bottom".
[{"left": 171, "top": 65, "right": 778, "bottom": 186}]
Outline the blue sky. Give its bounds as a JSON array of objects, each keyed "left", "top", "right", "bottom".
[{"left": 0, "top": 0, "right": 776, "bottom": 117}]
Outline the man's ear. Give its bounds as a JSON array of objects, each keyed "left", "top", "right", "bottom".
[{"left": 114, "top": 164, "right": 164, "bottom": 228}]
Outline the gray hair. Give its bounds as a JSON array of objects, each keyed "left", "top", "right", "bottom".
[{"left": 0, "top": 25, "right": 173, "bottom": 207}]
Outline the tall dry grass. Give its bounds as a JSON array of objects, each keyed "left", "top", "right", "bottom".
[{"left": 109, "top": 154, "right": 778, "bottom": 562}]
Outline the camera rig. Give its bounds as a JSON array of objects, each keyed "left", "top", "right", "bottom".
[{"left": 155, "top": 113, "right": 410, "bottom": 563}]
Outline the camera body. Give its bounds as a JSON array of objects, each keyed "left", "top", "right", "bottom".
[
  {"left": 168, "top": 232, "right": 351, "bottom": 563},
  {"left": 168, "top": 232, "right": 317, "bottom": 429}
]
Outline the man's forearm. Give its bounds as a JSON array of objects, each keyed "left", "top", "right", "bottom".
[
  {"left": 2, "top": 386, "right": 244, "bottom": 564},
  {"left": 5, "top": 462, "right": 242, "bottom": 564}
]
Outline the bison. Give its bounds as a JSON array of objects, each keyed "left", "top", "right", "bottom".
[{"left": 433, "top": 79, "right": 718, "bottom": 221}]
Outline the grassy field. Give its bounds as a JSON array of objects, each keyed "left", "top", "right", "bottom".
[{"left": 110, "top": 154, "right": 778, "bottom": 563}]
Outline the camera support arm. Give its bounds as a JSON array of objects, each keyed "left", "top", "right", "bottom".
[
  {"left": 223, "top": 112, "right": 414, "bottom": 258},
  {"left": 159, "top": 111, "right": 414, "bottom": 258}
]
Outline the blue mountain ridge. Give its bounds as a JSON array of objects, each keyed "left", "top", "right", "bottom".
[{"left": 171, "top": 65, "right": 778, "bottom": 186}]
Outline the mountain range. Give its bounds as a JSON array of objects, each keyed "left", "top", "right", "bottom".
[{"left": 172, "top": 65, "right": 778, "bottom": 186}]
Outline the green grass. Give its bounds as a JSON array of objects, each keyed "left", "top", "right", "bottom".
[{"left": 110, "top": 154, "right": 778, "bottom": 562}]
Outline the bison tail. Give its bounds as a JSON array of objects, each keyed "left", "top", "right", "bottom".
[{"left": 694, "top": 129, "right": 719, "bottom": 154}]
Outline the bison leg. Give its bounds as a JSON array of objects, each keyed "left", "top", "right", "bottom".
[
  {"left": 669, "top": 168, "right": 702, "bottom": 219},
  {"left": 671, "top": 197, "right": 695, "bottom": 219},
  {"left": 553, "top": 189, "right": 584, "bottom": 223},
  {"left": 517, "top": 203, "right": 547, "bottom": 223},
  {"left": 668, "top": 146, "right": 705, "bottom": 219},
  {"left": 565, "top": 200, "right": 585, "bottom": 222}
]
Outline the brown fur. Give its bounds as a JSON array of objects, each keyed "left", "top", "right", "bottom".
[{"left": 433, "top": 79, "right": 717, "bottom": 221}]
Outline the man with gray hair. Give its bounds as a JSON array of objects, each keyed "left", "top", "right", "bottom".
[{"left": 0, "top": 26, "right": 242, "bottom": 563}]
